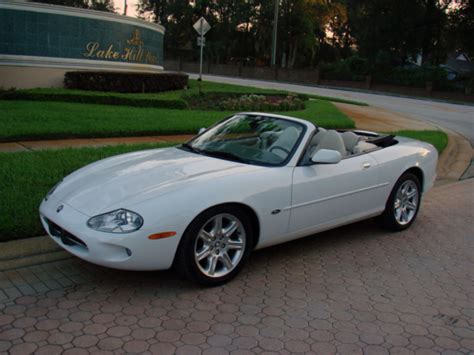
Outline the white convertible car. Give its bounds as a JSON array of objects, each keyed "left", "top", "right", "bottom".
[{"left": 40, "top": 113, "right": 438, "bottom": 285}]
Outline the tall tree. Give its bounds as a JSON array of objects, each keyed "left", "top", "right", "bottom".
[
  {"left": 138, "top": 0, "right": 194, "bottom": 55},
  {"left": 31, "top": 0, "right": 115, "bottom": 12},
  {"left": 448, "top": 0, "right": 474, "bottom": 58},
  {"left": 347, "top": 0, "right": 426, "bottom": 66},
  {"left": 419, "top": 0, "right": 453, "bottom": 64}
]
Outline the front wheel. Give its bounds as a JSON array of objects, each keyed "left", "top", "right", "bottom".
[
  {"left": 175, "top": 206, "right": 254, "bottom": 286},
  {"left": 376, "top": 172, "right": 421, "bottom": 231}
]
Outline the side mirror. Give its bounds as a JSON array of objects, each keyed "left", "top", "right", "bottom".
[
  {"left": 311, "top": 149, "right": 342, "bottom": 164},
  {"left": 198, "top": 127, "right": 206, "bottom": 135}
]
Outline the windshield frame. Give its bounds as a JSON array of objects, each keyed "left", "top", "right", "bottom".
[{"left": 179, "top": 113, "right": 307, "bottom": 167}]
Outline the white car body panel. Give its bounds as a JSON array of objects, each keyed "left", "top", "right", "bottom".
[
  {"left": 288, "top": 154, "right": 382, "bottom": 238},
  {"left": 39, "top": 113, "right": 438, "bottom": 271}
]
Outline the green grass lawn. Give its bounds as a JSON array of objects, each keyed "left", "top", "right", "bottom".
[
  {"left": 0, "top": 143, "right": 174, "bottom": 241},
  {"left": 394, "top": 130, "right": 448, "bottom": 154},
  {"left": 9, "top": 79, "right": 368, "bottom": 106},
  {"left": 0, "top": 99, "right": 354, "bottom": 141},
  {"left": 0, "top": 128, "right": 447, "bottom": 242}
]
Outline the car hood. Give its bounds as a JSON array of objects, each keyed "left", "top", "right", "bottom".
[{"left": 52, "top": 147, "right": 252, "bottom": 216}]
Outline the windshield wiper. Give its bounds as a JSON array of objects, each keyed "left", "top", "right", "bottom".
[
  {"left": 181, "top": 142, "right": 201, "bottom": 153},
  {"left": 201, "top": 150, "right": 249, "bottom": 164},
  {"left": 181, "top": 144, "right": 248, "bottom": 164}
]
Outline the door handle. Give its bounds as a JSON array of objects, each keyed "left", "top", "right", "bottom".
[{"left": 363, "top": 162, "right": 371, "bottom": 169}]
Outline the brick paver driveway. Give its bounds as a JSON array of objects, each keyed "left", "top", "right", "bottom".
[{"left": 1, "top": 180, "right": 473, "bottom": 354}]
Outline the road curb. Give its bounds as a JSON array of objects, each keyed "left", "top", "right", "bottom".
[
  {"left": 436, "top": 128, "right": 473, "bottom": 184},
  {"left": 0, "top": 236, "right": 71, "bottom": 271}
]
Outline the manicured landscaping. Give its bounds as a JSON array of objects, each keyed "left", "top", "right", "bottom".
[
  {"left": 0, "top": 99, "right": 355, "bottom": 142},
  {"left": 0, "top": 79, "right": 368, "bottom": 106},
  {"left": 184, "top": 92, "right": 306, "bottom": 111},
  {"left": 395, "top": 130, "right": 448, "bottom": 154}
]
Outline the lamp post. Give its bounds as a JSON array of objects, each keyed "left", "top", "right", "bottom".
[{"left": 271, "top": 0, "right": 279, "bottom": 68}]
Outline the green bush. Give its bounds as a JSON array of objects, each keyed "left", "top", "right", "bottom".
[
  {"left": 64, "top": 71, "right": 189, "bottom": 93},
  {"left": 0, "top": 90, "right": 187, "bottom": 109},
  {"left": 375, "top": 65, "right": 452, "bottom": 90},
  {"left": 184, "top": 92, "right": 307, "bottom": 111},
  {"left": 320, "top": 56, "right": 368, "bottom": 81}
]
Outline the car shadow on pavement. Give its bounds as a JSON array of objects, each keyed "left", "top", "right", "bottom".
[{"left": 57, "top": 217, "right": 391, "bottom": 293}]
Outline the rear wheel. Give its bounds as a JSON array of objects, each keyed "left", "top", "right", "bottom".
[
  {"left": 376, "top": 172, "right": 421, "bottom": 231},
  {"left": 176, "top": 206, "right": 254, "bottom": 286}
]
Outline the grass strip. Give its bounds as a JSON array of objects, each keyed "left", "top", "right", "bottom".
[
  {"left": 308, "top": 95, "right": 369, "bottom": 106},
  {"left": 0, "top": 99, "right": 354, "bottom": 142},
  {"left": 394, "top": 130, "right": 448, "bottom": 154}
]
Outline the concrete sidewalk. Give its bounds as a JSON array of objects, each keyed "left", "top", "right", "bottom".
[{"left": 0, "top": 135, "right": 193, "bottom": 153}]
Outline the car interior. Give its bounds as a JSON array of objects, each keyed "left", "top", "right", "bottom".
[
  {"left": 298, "top": 127, "right": 398, "bottom": 165},
  {"left": 193, "top": 114, "right": 398, "bottom": 166}
]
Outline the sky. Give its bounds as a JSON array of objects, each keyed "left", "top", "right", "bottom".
[{"left": 115, "top": 0, "right": 140, "bottom": 18}]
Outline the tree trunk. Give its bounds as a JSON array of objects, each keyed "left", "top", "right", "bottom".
[{"left": 289, "top": 38, "right": 298, "bottom": 69}]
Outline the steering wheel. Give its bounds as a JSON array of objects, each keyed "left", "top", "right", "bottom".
[{"left": 270, "top": 146, "right": 290, "bottom": 156}]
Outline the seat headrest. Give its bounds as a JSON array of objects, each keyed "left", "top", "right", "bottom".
[
  {"left": 314, "top": 130, "right": 346, "bottom": 156},
  {"left": 270, "top": 126, "right": 300, "bottom": 159},
  {"left": 310, "top": 128, "right": 327, "bottom": 147},
  {"left": 341, "top": 131, "right": 360, "bottom": 151}
]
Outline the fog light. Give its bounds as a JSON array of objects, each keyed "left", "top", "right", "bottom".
[{"left": 125, "top": 248, "right": 132, "bottom": 257}]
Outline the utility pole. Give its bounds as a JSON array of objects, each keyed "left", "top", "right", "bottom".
[
  {"left": 123, "top": 0, "right": 127, "bottom": 16},
  {"left": 271, "top": 0, "right": 279, "bottom": 68}
]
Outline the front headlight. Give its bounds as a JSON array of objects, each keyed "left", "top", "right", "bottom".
[{"left": 87, "top": 209, "right": 144, "bottom": 233}]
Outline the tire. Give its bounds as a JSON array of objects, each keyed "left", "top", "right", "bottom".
[
  {"left": 376, "top": 172, "right": 422, "bottom": 231},
  {"left": 175, "top": 205, "right": 254, "bottom": 286}
]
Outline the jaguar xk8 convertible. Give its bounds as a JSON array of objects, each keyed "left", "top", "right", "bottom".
[{"left": 40, "top": 113, "right": 438, "bottom": 285}]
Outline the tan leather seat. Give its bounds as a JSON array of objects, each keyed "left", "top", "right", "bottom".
[
  {"left": 269, "top": 127, "right": 300, "bottom": 159},
  {"left": 341, "top": 131, "right": 360, "bottom": 155},
  {"left": 313, "top": 130, "right": 346, "bottom": 157}
]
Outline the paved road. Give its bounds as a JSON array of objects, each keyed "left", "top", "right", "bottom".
[
  {"left": 190, "top": 74, "right": 474, "bottom": 145},
  {"left": 0, "top": 180, "right": 473, "bottom": 354}
]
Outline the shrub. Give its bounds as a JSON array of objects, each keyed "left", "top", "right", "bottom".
[
  {"left": 184, "top": 92, "right": 306, "bottom": 111},
  {"left": 0, "top": 90, "right": 187, "bottom": 109},
  {"left": 375, "top": 65, "right": 452, "bottom": 90},
  {"left": 64, "top": 71, "right": 188, "bottom": 93},
  {"left": 320, "top": 56, "right": 368, "bottom": 81}
]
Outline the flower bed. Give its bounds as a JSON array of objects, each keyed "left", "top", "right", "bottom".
[{"left": 185, "top": 92, "right": 306, "bottom": 111}]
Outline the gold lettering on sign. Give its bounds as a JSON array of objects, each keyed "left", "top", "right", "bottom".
[
  {"left": 83, "top": 29, "right": 159, "bottom": 65},
  {"left": 84, "top": 42, "right": 100, "bottom": 57}
]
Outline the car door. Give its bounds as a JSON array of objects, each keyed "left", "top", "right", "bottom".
[{"left": 288, "top": 153, "right": 382, "bottom": 236}]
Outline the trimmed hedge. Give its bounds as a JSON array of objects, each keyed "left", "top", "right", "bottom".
[
  {"left": 64, "top": 71, "right": 189, "bottom": 93},
  {"left": 374, "top": 66, "right": 453, "bottom": 90},
  {"left": 0, "top": 90, "right": 187, "bottom": 109}
]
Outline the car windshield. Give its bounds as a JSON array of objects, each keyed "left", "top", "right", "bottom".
[{"left": 182, "top": 114, "right": 305, "bottom": 166}]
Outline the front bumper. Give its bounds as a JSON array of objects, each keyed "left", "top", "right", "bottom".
[{"left": 39, "top": 196, "right": 180, "bottom": 271}]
